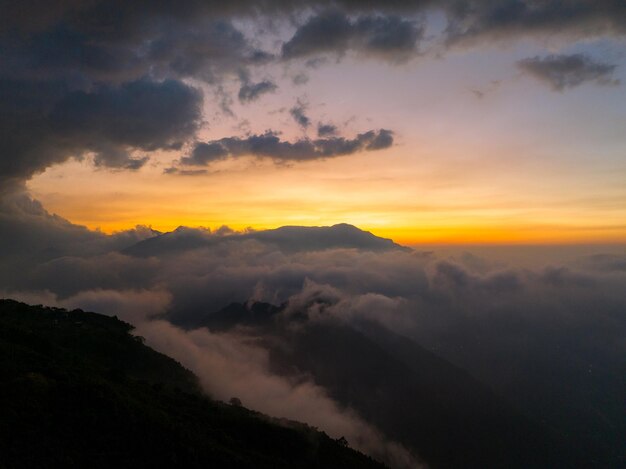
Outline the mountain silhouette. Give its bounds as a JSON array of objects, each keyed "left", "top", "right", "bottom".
[
  {"left": 199, "top": 301, "right": 580, "bottom": 469},
  {"left": 123, "top": 224, "right": 406, "bottom": 257},
  {"left": 0, "top": 299, "right": 385, "bottom": 469}
]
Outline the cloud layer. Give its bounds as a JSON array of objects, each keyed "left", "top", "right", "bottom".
[{"left": 1, "top": 202, "right": 625, "bottom": 465}]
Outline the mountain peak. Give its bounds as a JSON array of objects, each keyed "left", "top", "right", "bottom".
[{"left": 124, "top": 223, "right": 407, "bottom": 257}]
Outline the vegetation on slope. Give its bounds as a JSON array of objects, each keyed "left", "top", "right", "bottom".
[{"left": 0, "top": 299, "right": 384, "bottom": 469}]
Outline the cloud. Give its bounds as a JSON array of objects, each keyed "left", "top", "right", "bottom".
[
  {"left": 517, "top": 54, "right": 619, "bottom": 91},
  {"left": 130, "top": 319, "right": 420, "bottom": 468},
  {"left": 182, "top": 142, "right": 230, "bottom": 165},
  {"left": 579, "top": 253, "right": 626, "bottom": 272},
  {"left": 147, "top": 20, "right": 269, "bottom": 83},
  {"left": 292, "top": 72, "right": 310, "bottom": 85},
  {"left": 0, "top": 8, "right": 254, "bottom": 184},
  {"left": 51, "top": 79, "right": 202, "bottom": 149},
  {"left": 0, "top": 77, "right": 203, "bottom": 182},
  {"left": 2, "top": 0, "right": 624, "bottom": 187},
  {"left": 443, "top": 0, "right": 626, "bottom": 45},
  {"left": 282, "top": 11, "right": 423, "bottom": 63},
  {"left": 289, "top": 100, "right": 311, "bottom": 128},
  {"left": 179, "top": 129, "right": 394, "bottom": 166},
  {"left": 317, "top": 123, "right": 338, "bottom": 137},
  {"left": 1, "top": 208, "right": 625, "bottom": 466},
  {"left": 63, "top": 289, "right": 172, "bottom": 323},
  {"left": 238, "top": 80, "right": 278, "bottom": 102}
]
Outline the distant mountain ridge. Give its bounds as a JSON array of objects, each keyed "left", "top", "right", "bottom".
[
  {"left": 197, "top": 300, "right": 581, "bottom": 469},
  {"left": 123, "top": 223, "right": 406, "bottom": 257}
]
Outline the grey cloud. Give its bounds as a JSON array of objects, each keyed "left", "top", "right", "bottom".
[
  {"left": 163, "top": 167, "right": 209, "bottom": 176},
  {"left": 0, "top": 7, "right": 257, "bottom": 184},
  {"left": 282, "top": 11, "right": 352, "bottom": 59},
  {"left": 50, "top": 79, "right": 202, "bottom": 150},
  {"left": 354, "top": 15, "right": 423, "bottom": 60},
  {"left": 2, "top": 0, "right": 624, "bottom": 186},
  {"left": 147, "top": 21, "right": 266, "bottom": 83},
  {"left": 183, "top": 142, "right": 230, "bottom": 165},
  {"left": 238, "top": 80, "right": 278, "bottom": 102},
  {"left": 179, "top": 129, "right": 394, "bottom": 166},
  {"left": 0, "top": 77, "right": 203, "bottom": 182},
  {"left": 290, "top": 101, "right": 311, "bottom": 128},
  {"left": 444, "top": 0, "right": 626, "bottom": 45},
  {"left": 0, "top": 190, "right": 102, "bottom": 262},
  {"left": 292, "top": 72, "right": 310, "bottom": 85},
  {"left": 2, "top": 7, "right": 266, "bottom": 84},
  {"left": 1, "top": 203, "right": 625, "bottom": 467},
  {"left": 317, "top": 123, "right": 338, "bottom": 137},
  {"left": 282, "top": 11, "right": 423, "bottom": 62},
  {"left": 89, "top": 144, "right": 149, "bottom": 170},
  {"left": 579, "top": 253, "right": 626, "bottom": 272},
  {"left": 517, "top": 54, "right": 619, "bottom": 91}
]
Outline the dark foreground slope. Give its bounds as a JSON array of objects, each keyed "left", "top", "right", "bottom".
[{"left": 0, "top": 299, "right": 384, "bottom": 469}]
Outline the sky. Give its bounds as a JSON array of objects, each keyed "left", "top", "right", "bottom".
[{"left": 2, "top": 1, "right": 626, "bottom": 244}]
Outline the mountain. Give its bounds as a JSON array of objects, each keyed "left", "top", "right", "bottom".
[
  {"left": 199, "top": 301, "right": 581, "bottom": 469},
  {"left": 123, "top": 224, "right": 406, "bottom": 258},
  {"left": 0, "top": 299, "right": 385, "bottom": 469}
]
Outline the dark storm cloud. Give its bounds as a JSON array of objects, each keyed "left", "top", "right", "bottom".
[
  {"left": 517, "top": 54, "right": 619, "bottom": 91},
  {"left": 179, "top": 129, "right": 393, "bottom": 166},
  {"left": 1, "top": 11, "right": 265, "bottom": 84},
  {"left": 0, "top": 77, "right": 203, "bottom": 181},
  {"left": 238, "top": 80, "right": 278, "bottom": 102},
  {"left": 50, "top": 79, "right": 202, "bottom": 148},
  {"left": 52, "top": 79, "right": 202, "bottom": 163},
  {"left": 0, "top": 3, "right": 258, "bottom": 184},
  {"left": 282, "top": 10, "right": 423, "bottom": 62}
]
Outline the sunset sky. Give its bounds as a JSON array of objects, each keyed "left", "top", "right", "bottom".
[
  {"left": 3, "top": 5, "right": 626, "bottom": 466},
  {"left": 3, "top": 1, "right": 626, "bottom": 244}
]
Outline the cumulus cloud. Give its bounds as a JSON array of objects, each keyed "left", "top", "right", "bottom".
[
  {"left": 178, "top": 129, "right": 394, "bottom": 166},
  {"left": 517, "top": 53, "right": 619, "bottom": 90}
]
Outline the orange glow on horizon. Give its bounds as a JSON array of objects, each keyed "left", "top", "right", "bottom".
[
  {"left": 53, "top": 217, "right": 626, "bottom": 246},
  {"left": 26, "top": 145, "right": 626, "bottom": 246}
]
